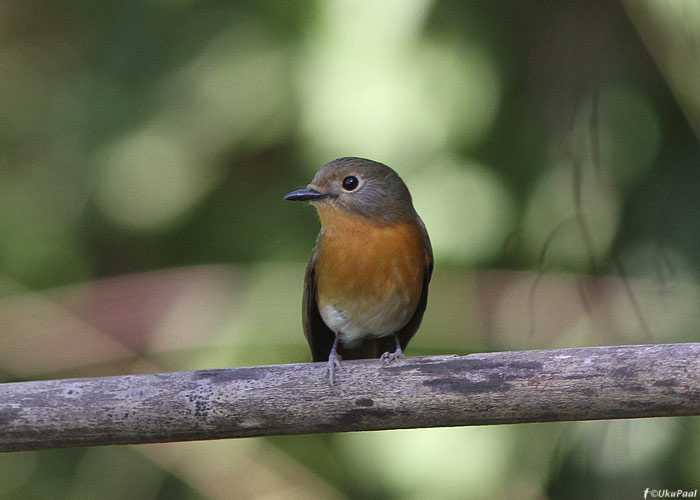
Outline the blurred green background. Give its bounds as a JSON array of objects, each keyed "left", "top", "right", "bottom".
[{"left": 1, "top": 0, "right": 699, "bottom": 499}]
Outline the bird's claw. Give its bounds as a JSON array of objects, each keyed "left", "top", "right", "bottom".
[{"left": 380, "top": 346, "right": 403, "bottom": 366}]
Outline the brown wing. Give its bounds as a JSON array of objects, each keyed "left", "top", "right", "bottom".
[
  {"left": 376, "top": 216, "right": 433, "bottom": 356},
  {"left": 302, "top": 238, "right": 338, "bottom": 361},
  {"left": 383, "top": 247, "right": 433, "bottom": 355}
]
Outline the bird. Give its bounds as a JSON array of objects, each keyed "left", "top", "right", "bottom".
[{"left": 284, "top": 157, "right": 433, "bottom": 385}]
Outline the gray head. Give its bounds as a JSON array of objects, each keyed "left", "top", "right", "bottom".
[{"left": 284, "top": 157, "right": 418, "bottom": 224}]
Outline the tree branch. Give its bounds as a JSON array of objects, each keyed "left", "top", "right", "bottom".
[{"left": 1, "top": 343, "right": 699, "bottom": 452}]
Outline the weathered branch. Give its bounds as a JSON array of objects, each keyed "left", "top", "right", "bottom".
[{"left": 1, "top": 343, "right": 699, "bottom": 452}]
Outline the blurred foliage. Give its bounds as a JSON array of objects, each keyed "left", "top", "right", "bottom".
[{"left": 1, "top": 0, "right": 699, "bottom": 499}]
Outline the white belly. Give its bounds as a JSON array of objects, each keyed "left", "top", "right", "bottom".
[{"left": 320, "top": 291, "right": 414, "bottom": 348}]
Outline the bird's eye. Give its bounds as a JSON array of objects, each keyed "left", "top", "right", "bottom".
[{"left": 342, "top": 176, "right": 359, "bottom": 192}]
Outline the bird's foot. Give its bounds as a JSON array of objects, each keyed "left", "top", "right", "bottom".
[
  {"left": 327, "top": 351, "right": 342, "bottom": 386},
  {"left": 380, "top": 345, "right": 403, "bottom": 366},
  {"left": 327, "top": 334, "right": 343, "bottom": 386},
  {"left": 381, "top": 333, "right": 404, "bottom": 366}
]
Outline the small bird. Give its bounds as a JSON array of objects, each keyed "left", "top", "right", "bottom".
[{"left": 284, "top": 157, "right": 433, "bottom": 384}]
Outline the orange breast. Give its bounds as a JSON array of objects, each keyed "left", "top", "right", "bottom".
[{"left": 314, "top": 206, "right": 428, "bottom": 346}]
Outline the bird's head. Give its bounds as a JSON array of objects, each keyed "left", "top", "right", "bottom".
[{"left": 284, "top": 157, "right": 417, "bottom": 224}]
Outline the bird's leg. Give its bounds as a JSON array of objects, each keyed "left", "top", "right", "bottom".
[
  {"left": 380, "top": 333, "right": 403, "bottom": 365},
  {"left": 327, "top": 333, "right": 342, "bottom": 386}
]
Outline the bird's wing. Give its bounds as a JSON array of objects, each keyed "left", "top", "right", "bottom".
[
  {"left": 392, "top": 219, "right": 433, "bottom": 352},
  {"left": 302, "top": 238, "right": 337, "bottom": 361}
]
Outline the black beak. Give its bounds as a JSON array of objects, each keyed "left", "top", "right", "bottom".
[{"left": 283, "top": 187, "right": 333, "bottom": 201}]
